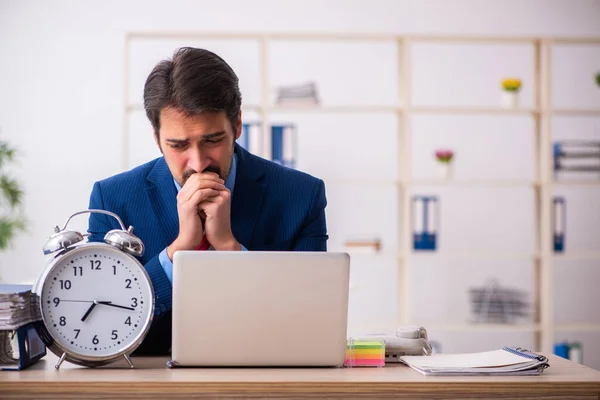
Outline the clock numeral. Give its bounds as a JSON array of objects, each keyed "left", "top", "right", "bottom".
[
  {"left": 72, "top": 266, "right": 83, "bottom": 276},
  {"left": 111, "top": 330, "right": 118, "bottom": 340},
  {"left": 53, "top": 297, "right": 60, "bottom": 307},
  {"left": 74, "top": 329, "right": 80, "bottom": 339},
  {"left": 59, "top": 316, "right": 66, "bottom": 326},
  {"left": 92, "top": 335, "right": 99, "bottom": 345},
  {"left": 131, "top": 297, "right": 138, "bottom": 308},
  {"left": 124, "top": 316, "right": 131, "bottom": 326},
  {"left": 59, "top": 280, "right": 71, "bottom": 290},
  {"left": 90, "top": 260, "right": 101, "bottom": 270},
  {"left": 113, "top": 265, "right": 117, "bottom": 275},
  {"left": 125, "top": 279, "right": 132, "bottom": 289}
]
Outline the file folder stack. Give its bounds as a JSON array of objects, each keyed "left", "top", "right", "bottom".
[
  {"left": 553, "top": 140, "right": 600, "bottom": 173},
  {"left": 468, "top": 279, "right": 529, "bottom": 324},
  {"left": 0, "top": 284, "right": 46, "bottom": 370}
]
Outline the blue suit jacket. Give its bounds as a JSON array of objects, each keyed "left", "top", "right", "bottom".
[{"left": 87, "top": 144, "right": 328, "bottom": 353}]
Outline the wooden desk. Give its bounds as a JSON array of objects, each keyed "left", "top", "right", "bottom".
[{"left": 1, "top": 354, "right": 599, "bottom": 399}]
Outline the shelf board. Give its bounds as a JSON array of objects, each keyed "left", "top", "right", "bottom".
[
  {"left": 410, "top": 252, "right": 540, "bottom": 260},
  {"left": 410, "top": 179, "right": 539, "bottom": 187},
  {"left": 551, "top": 181, "right": 600, "bottom": 188},
  {"left": 425, "top": 323, "right": 541, "bottom": 332},
  {"left": 554, "top": 323, "right": 600, "bottom": 332},
  {"left": 125, "top": 102, "right": 403, "bottom": 113},
  {"left": 126, "top": 103, "right": 265, "bottom": 112},
  {"left": 410, "top": 106, "right": 539, "bottom": 115},
  {"left": 552, "top": 109, "right": 600, "bottom": 116},
  {"left": 127, "top": 31, "right": 600, "bottom": 44},
  {"left": 409, "top": 35, "right": 541, "bottom": 44},
  {"left": 324, "top": 179, "right": 398, "bottom": 186},
  {"left": 333, "top": 251, "right": 400, "bottom": 259},
  {"left": 552, "top": 37, "right": 600, "bottom": 44},
  {"left": 126, "top": 103, "right": 600, "bottom": 116},
  {"left": 130, "top": 104, "right": 600, "bottom": 116},
  {"left": 553, "top": 252, "right": 600, "bottom": 261},
  {"left": 325, "top": 180, "right": 539, "bottom": 187},
  {"left": 340, "top": 251, "right": 544, "bottom": 261},
  {"left": 267, "top": 105, "right": 401, "bottom": 113}
]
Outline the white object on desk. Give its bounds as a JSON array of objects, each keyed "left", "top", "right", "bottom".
[
  {"left": 170, "top": 251, "right": 350, "bottom": 367},
  {"left": 399, "top": 347, "right": 549, "bottom": 376}
]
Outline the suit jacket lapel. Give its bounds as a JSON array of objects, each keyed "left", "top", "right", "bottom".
[
  {"left": 146, "top": 158, "right": 179, "bottom": 247},
  {"left": 231, "top": 144, "right": 266, "bottom": 247}
]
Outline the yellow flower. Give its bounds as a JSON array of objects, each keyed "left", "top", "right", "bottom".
[{"left": 502, "top": 78, "right": 521, "bottom": 92}]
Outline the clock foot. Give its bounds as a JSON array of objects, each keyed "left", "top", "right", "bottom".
[
  {"left": 123, "top": 353, "right": 134, "bottom": 368},
  {"left": 55, "top": 352, "right": 67, "bottom": 369}
]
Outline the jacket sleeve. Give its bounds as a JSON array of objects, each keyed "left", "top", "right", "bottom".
[
  {"left": 292, "top": 179, "right": 328, "bottom": 251},
  {"left": 87, "top": 181, "right": 172, "bottom": 316}
]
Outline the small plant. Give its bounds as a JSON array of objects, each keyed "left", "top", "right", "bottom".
[
  {"left": 435, "top": 149, "right": 454, "bottom": 164},
  {"left": 596, "top": 72, "right": 600, "bottom": 88},
  {"left": 501, "top": 78, "right": 522, "bottom": 92},
  {"left": 0, "top": 139, "right": 26, "bottom": 250}
]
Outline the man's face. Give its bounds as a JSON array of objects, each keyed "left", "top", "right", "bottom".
[{"left": 155, "top": 107, "right": 242, "bottom": 187}]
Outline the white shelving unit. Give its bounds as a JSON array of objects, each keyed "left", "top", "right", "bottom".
[{"left": 123, "top": 32, "right": 600, "bottom": 358}]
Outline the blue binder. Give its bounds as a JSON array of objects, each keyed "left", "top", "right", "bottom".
[
  {"left": 0, "top": 321, "right": 47, "bottom": 370},
  {"left": 553, "top": 196, "right": 566, "bottom": 252},
  {"left": 553, "top": 142, "right": 561, "bottom": 172},
  {"left": 553, "top": 341, "right": 569, "bottom": 359},
  {"left": 412, "top": 195, "right": 439, "bottom": 251},
  {"left": 239, "top": 122, "right": 262, "bottom": 155},
  {"left": 271, "top": 124, "right": 296, "bottom": 168}
]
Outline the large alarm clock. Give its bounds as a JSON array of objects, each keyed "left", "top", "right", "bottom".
[{"left": 33, "top": 209, "right": 154, "bottom": 369}]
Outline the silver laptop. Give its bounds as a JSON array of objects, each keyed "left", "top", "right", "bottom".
[{"left": 170, "top": 251, "right": 350, "bottom": 367}]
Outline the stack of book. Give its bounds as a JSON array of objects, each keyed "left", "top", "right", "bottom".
[
  {"left": 275, "top": 82, "right": 319, "bottom": 106},
  {"left": 0, "top": 284, "right": 46, "bottom": 370}
]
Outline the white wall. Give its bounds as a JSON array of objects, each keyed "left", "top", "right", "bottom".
[
  {"left": 1, "top": 0, "right": 600, "bottom": 364},
  {"left": 2, "top": 0, "right": 599, "bottom": 280}
]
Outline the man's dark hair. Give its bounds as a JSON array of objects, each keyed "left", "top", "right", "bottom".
[{"left": 143, "top": 47, "right": 242, "bottom": 136}]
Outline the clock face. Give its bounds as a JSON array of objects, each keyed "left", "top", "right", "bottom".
[{"left": 39, "top": 243, "right": 153, "bottom": 359}]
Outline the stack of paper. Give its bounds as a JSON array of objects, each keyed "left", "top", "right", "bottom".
[
  {"left": 399, "top": 347, "right": 549, "bottom": 376},
  {"left": 0, "top": 284, "right": 41, "bottom": 330},
  {"left": 0, "top": 284, "right": 46, "bottom": 370},
  {"left": 345, "top": 339, "right": 385, "bottom": 367}
]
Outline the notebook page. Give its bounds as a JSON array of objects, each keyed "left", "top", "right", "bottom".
[{"left": 400, "top": 349, "right": 533, "bottom": 369}]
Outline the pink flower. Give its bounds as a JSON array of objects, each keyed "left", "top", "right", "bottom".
[{"left": 435, "top": 150, "right": 454, "bottom": 163}]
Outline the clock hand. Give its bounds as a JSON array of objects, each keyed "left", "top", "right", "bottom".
[
  {"left": 81, "top": 300, "right": 99, "bottom": 322},
  {"left": 97, "top": 301, "right": 135, "bottom": 311},
  {"left": 59, "top": 299, "right": 94, "bottom": 303}
]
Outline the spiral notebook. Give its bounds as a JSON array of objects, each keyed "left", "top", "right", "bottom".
[{"left": 399, "top": 346, "right": 549, "bottom": 376}]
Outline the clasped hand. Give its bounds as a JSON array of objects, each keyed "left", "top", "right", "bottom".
[{"left": 167, "top": 172, "right": 240, "bottom": 260}]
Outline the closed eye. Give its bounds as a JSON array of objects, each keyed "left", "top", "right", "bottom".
[{"left": 205, "top": 138, "right": 223, "bottom": 145}]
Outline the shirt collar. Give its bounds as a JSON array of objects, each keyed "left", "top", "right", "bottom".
[{"left": 173, "top": 152, "right": 237, "bottom": 197}]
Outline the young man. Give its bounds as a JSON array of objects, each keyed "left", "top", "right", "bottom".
[{"left": 87, "top": 47, "right": 328, "bottom": 354}]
